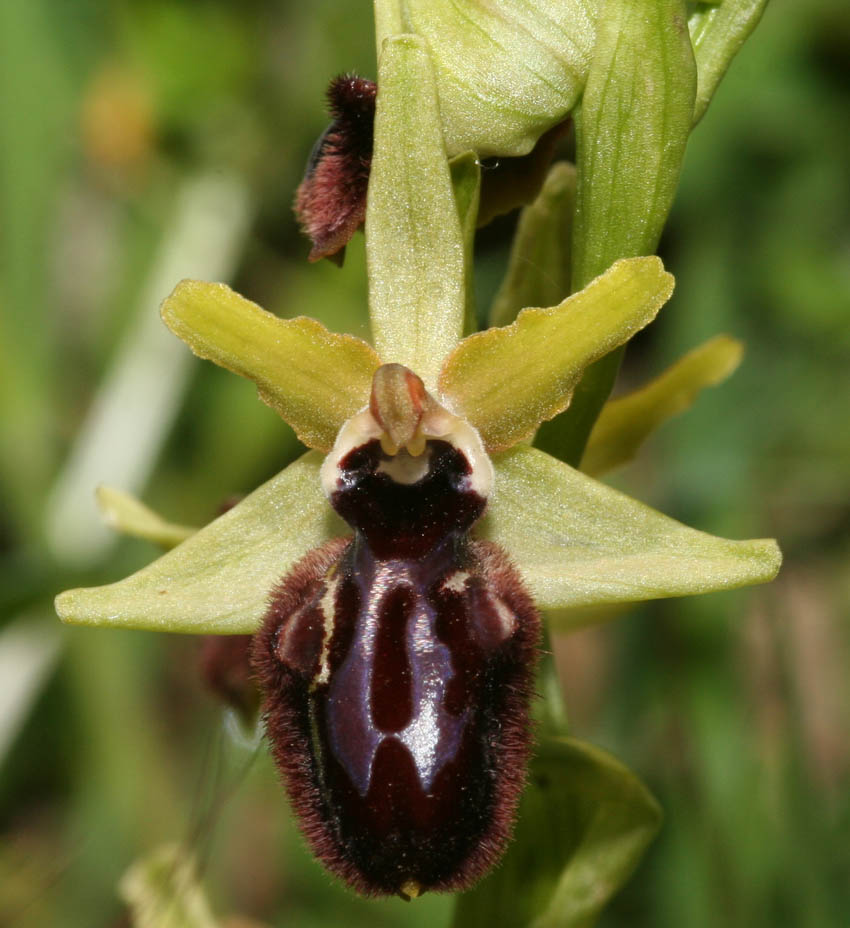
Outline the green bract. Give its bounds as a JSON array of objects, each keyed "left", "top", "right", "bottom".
[{"left": 453, "top": 737, "right": 662, "bottom": 928}]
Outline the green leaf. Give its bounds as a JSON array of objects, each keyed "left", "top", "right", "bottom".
[
  {"left": 489, "top": 161, "right": 576, "bottom": 329},
  {"left": 55, "top": 452, "right": 347, "bottom": 635},
  {"left": 452, "top": 737, "right": 662, "bottom": 928},
  {"left": 689, "top": 0, "right": 769, "bottom": 124},
  {"left": 480, "top": 445, "right": 781, "bottom": 615},
  {"left": 440, "top": 258, "right": 674, "bottom": 451},
  {"left": 373, "top": 0, "right": 596, "bottom": 158},
  {"left": 161, "top": 281, "right": 380, "bottom": 452},
  {"left": 119, "top": 844, "right": 221, "bottom": 928},
  {"left": 541, "top": 0, "right": 697, "bottom": 467},
  {"left": 449, "top": 151, "right": 482, "bottom": 335},
  {"left": 582, "top": 334, "right": 743, "bottom": 476},
  {"left": 365, "top": 34, "right": 465, "bottom": 387},
  {"left": 96, "top": 485, "right": 198, "bottom": 549}
]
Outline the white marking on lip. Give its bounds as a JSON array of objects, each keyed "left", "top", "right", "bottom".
[
  {"left": 320, "top": 407, "right": 380, "bottom": 497},
  {"left": 313, "top": 575, "right": 340, "bottom": 687},
  {"left": 441, "top": 571, "right": 470, "bottom": 594},
  {"left": 491, "top": 595, "right": 517, "bottom": 639},
  {"left": 376, "top": 447, "right": 432, "bottom": 485}
]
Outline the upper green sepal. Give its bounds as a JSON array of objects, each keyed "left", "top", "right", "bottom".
[
  {"left": 55, "top": 452, "right": 346, "bottom": 635},
  {"left": 480, "top": 445, "right": 781, "bottom": 616},
  {"left": 366, "top": 34, "right": 466, "bottom": 388},
  {"left": 161, "top": 280, "right": 380, "bottom": 452}
]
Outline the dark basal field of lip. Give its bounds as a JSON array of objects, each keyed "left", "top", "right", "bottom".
[{"left": 253, "top": 438, "right": 540, "bottom": 896}]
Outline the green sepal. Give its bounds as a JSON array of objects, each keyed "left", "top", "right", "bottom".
[
  {"left": 440, "top": 257, "right": 674, "bottom": 451},
  {"left": 449, "top": 151, "right": 482, "bottom": 335},
  {"left": 55, "top": 452, "right": 347, "bottom": 635},
  {"left": 161, "top": 280, "right": 380, "bottom": 452},
  {"left": 489, "top": 161, "right": 576, "bottom": 329},
  {"left": 689, "top": 0, "right": 770, "bottom": 124},
  {"left": 96, "top": 485, "right": 198, "bottom": 550},
  {"left": 582, "top": 334, "right": 743, "bottom": 476},
  {"left": 479, "top": 445, "right": 781, "bottom": 613},
  {"left": 452, "top": 737, "right": 662, "bottom": 928},
  {"left": 366, "top": 34, "right": 465, "bottom": 388},
  {"left": 373, "top": 0, "right": 596, "bottom": 158}
]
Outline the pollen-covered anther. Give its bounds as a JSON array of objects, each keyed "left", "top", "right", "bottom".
[{"left": 369, "top": 363, "right": 429, "bottom": 456}]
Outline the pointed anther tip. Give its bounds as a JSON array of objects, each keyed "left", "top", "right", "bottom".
[{"left": 369, "top": 363, "right": 428, "bottom": 452}]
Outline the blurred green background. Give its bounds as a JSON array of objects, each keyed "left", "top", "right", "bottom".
[{"left": 1, "top": 1, "right": 848, "bottom": 926}]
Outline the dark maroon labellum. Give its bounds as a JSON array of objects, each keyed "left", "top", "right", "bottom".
[
  {"left": 253, "top": 424, "right": 540, "bottom": 898},
  {"left": 294, "top": 74, "right": 376, "bottom": 265}
]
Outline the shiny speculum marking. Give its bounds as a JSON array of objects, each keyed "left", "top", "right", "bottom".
[{"left": 253, "top": 367, "right": 540, "bottom": 897}]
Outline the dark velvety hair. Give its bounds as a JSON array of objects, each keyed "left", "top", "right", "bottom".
[{"left": 294, "top": 75, "right": 376, "bottom": 265}]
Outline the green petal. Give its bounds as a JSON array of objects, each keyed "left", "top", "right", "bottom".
[
  {"left": 161, "top": 280, "right": 380, "bottom": 452},
  {"left": 55, "top": 452, "right": 347, "bottom": 635},
  {"left": 489, "top": 161, "right": 576, "bottom": 329},
  {"left": 449, "top": 151, "right": 482, "bottom": 336},
  {"left": 480, "top": 446, "right": 781, "bottom": 614},
  {"left": 689, "top": 0, "right": 769, "bottom": 124},
  {"left": 582, "top": 335, "right": 743, "bottom": 477},
  {"left": 96, "top": 486, "right": 198, "bottom": 550},
  {"left": 374, "top": 0, "right": 595, "bottom": 158},
  {"left": 452, "top": 737, "right": 661, "bottom": 928},
  {"left": 365, "top": 35, "right": 465, "bottom": 387},
  {"left": 440, "top": 257, "right": 674, "bottom": 451}
]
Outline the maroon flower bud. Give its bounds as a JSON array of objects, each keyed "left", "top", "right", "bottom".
[{"left": 294, "top": 75, "right": 377, "bottom": 265}]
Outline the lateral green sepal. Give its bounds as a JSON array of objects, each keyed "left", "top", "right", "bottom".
[
  {"left": 479, "top": 445, "right": 781, "bottom": 611},
  {"left": 55, "top": 453, "right": 347, "bottom": 635}
]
